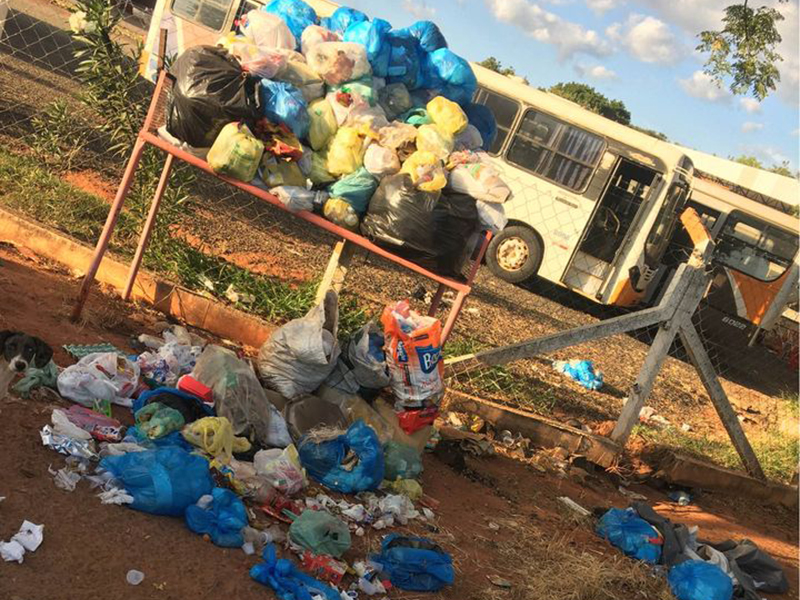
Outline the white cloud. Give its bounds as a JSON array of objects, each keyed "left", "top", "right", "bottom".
[
  {"left": 741, "top": 121, "right": 764, "bottom": 133},
  {"left": 775, "top": 1, "right": 799, "bottom": 106},
  {"left": 739, "top": 98, "right": 762, "bottom": 114},
  {"left": 486, "top": 0, "right": 612, "bottom": 59},
  {"left": 793, "top": 129, "right": 800, "bottom": 137},
  {"left": 740, "top": 144, "right": 793, "bottom": 168},
  {"left": 575, "top": 63, "right": 618, "bottom": 80},
  {"left": 585, "top": 0, "right": 623, "bottom": 15},
  {"left": 631, "top": 0, "right": 726, "bottom": 36},
  {"left": 607, "top": 14, "right": 683, "bottom": 65},
  {"left": 402, "top": 0, "right": 437, "bottom": 19},
  {"left": 679, "top": 70, "right": 732, "bottom": 102}
]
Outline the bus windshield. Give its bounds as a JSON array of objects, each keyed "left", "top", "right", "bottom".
[{"left": 716, "top": 211, "right": 799, "bottom": 282}]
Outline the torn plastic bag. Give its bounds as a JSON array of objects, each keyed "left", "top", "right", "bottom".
[
  {"left": 385, "top": 30, "right": 421, "bottom": 89},
  {"left": 415, "top": 124, "right": 454, "bottom": 160},
  {"left": 289, "top": 509, "right": 351, "bottom": 557},
  {"left": 380, "top": 300, "right": 444, "bottom": 405},
  {"left": 402, "top": 20, "right": 448, "bottom": 52},
  {"left": 384, "top": 441, "right": 423, "bottom": 480},
  {"left": 324, "top": 323, "right": 390, "bottom": 396},
  {"left": 257, "top": 291, "right": 340, "bottom": 400},
  {"left": 327, "top": 167, "right": 377, "bottom": 214},
  {"left": 185, "top": 488, "right": 248, "bottom": 548},
  {"left": 400, "top": 150, "right": 447, "bottom": 191},
  {"left": 421, "top": 48, "right": 477, "bottom": 105},
  {"left": 275, "top": 60, "right": 325, "bottom": 103},
  {"left": 326, "top": 88, "right": 368, "bottom": 126},
  {"left": 251, "top": 544, "right": 341, "bottom": 600},
  {"left": 300, "top": 24, "right": 339, "bottom": 57},
  {"left": 326, "top": 126, "right": 366, "bottom": 176},
  {"left": 321, "top": 6, "right": 368, "bottom": 36},
  {"left": 297, "top": 420, "right": 384, "bottom": 493},
  {"left": 240, "top": 9, "right": 296, "bottom": 50},
  {"left": 262, "top": 156, "right": 306, "bottom": 187},
  {"left": 372, "top": 534, "right": 455, "bottom": 592},
  {"left": 271, "top": 186, "right": 327, "bottom": 213},
  {"left": 363, "top": 143, "right": 401, "bottom": 178},
  {"left": 57, "top": 352, "right": 140, "bottom": 408},
  {"left": 168, "top": 46, "right": 260, "bottom": 148},
  {"left": 454, "top": 123, "right": 483, "bottom": 151},
  {"left": 100, "top": 447, "right": 213, "bottom": 516},
  {"left": 264, "top": 0, "right": 318, "bottom": 43},
  {"left": 448, "top": 160, "right": 511, "bottom": 204},
  {"left": 255, "top": 118, "right": 304, "bottom": 159},
  {"left": 476, "top": 200, "right": 507, "bottom": 233},
  {"left": 463, "top": 102, "right": 497, "bottom": 151},
  {"left": 182, "top": 416, "right": 252, "bottom": 466},
  {"left": 253, "top": 444, "right": 307, "bottom": 496},
  {"left": 426, "top": 96, "right": 467, "bottom": 136},
  {"left": 307, "top": 97, "right": 338, "bottom": 150},
  {"left": 207, "top": 122, "right": 264, "bottom": 183},
  {"left": 191, "top": 345, "right": 292, "bottom": 448},
  {"left": 668, "top": 560, "right": 733, "bottom": 600},
  {"left": 596, "top": 508, "right": 663, "bottom": 564},
  {"left": 306, "top": 41, "right": 371, "bottom": 85},
  {"left": 343, "top": 18, "right": 391, "bottom": 77},
  {"left": 283, "top": 395, "right": 348, "bottom": 442},
  {"left": 260, "top": 80, "right": 309, "bottom": 140}
]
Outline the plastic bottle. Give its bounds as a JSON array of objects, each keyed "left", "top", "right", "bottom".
[{"left": 126, "top": 570, "right": 145, "bottom": 586}]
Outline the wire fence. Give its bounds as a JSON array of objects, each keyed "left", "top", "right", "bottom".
[{"left": 1, "top": 0, "right": 797, "bottom": 478}]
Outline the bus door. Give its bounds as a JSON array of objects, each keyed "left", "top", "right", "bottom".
[{"left": 562, "top": 157, "right": 660, "bottom": 300}]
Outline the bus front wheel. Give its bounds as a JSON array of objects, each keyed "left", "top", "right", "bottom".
[{"left": 486, "top": 225, "right": 543, "bottom": 283}]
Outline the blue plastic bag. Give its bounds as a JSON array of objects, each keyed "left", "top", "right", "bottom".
[
  {"left": 463, "top": 103, "right": 497, "bottom": 151},
  {"left": 251, "top": 544, "right": 341, "bottom": 600},
  {"left": 327, "top": 167, "right": 378, "bottom": 214},
  {"left": 321, "top": 6, "right": 368, "bottom": 36},
  {"left": 596, "top": 508, "right": 662, "bottom": 564},
  {"left": 260, "top": 80, "right": 310, "bottom": 140},
  {"left": 556, "top": 359, "right": 604, "bottom": 390},
  {"left": 297, "top": 420, "right": 384, "bottom": 493},
  {"left": 386, "top": 30, "right": 422, "bottom": 89},
  {"left": 185, "top": 487, "right": 248, "bottom": 548},
  {"left": 668, "top": 560, "right": 734, "bottom": 600},
  {"left": 371, "top": 534, "right": 454, "bottom": 592},
  {"left": 402, "top": 21, "right": 448, "bottom": 52},
  {"left": 343, "top": 18, "right": 391, "bottom": 77},
  {"left": 421, "top": 48, "right": 477, "bottom": 105},
  {"left": 100, "top": 447, "right": 213, "bottom": 516},
  {"left": 264, "top": 0, "right": 317, "bottom": 43}
]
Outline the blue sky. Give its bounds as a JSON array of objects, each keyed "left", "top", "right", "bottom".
[{"left": 345, "top": 0, "right": 800, "bottom": 171}]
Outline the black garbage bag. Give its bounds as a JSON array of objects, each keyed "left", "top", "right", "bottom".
[
  {"left": 167, "top": 46, "right": 260, "bottom": 148},
  {"left": 361, "top": 173, "right": 478, "bottom": 277}
]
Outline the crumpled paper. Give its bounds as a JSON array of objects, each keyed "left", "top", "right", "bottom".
[{"left": 49, "top": 465, "right": 82, "bottom": 492}]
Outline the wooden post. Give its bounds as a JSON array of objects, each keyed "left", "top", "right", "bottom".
[
  {"left": 679, "top": 321, "right": 766, "bottom": 480},
  {"left": 315, "top": 239, "right": 356, "bottom": 304}
]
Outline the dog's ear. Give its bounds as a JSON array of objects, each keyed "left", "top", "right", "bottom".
[
  {"left": 32, "top": 337, "right": 53, "bottom": 368},
  {"left": 0, "top": 331, "right": 15, "bottom": 350}
]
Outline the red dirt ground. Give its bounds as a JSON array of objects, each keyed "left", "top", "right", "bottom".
[{"left": 0, "top": 244, "right": 797, "bottom": 599}]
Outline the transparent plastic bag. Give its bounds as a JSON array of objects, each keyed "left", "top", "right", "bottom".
[
  {"left": 415, "top": 124, "right": 454, "bottom": 160},
  {"left": 300, "top": 24, "right": 340, "bottom": 57},
  {"left": 240, "top": 9, "right": 296, "bottom": 50},
  {"left": 310, "top": 150, "right": 337, "bottom": 184},
  {"left": 135, "top": 402, "right": 185, "bottom": 440},
  {"left": 264, "top": 0, "right": 318, "bottom": 42},
  {"left": 426, "top": 96, "right": 468, "bottom": 136},
  {"left": 271, "top": 185, "right": 327, "bottom": 213},
  {"left": 207, "top": 122, "right": 264, "bottom": 182},
  {"left": 476, "top": 200, "right": 507, "bottom": 233},
  {"left": 262, "top": 156, "right": 306, "bottom": 187},
  {"left": 57, "top": 352, "right": 140, "bottom": 408},
  {"left": 253, "top": 444, "right": 307, "bottom": 496},
  {"left": 307, "top": 97, "right": 338, "bottom": 150},
  {"left": 324, "top": 197, "right": 360, "bottom": 230},
  {"left": 378, "top": 122, "right": 418, "bottom": 153},
  {"left": 327, "top": 126, "right": 366, "bottom": 176},
  {"left": 306, "top": 41, "right": 371, "bottom": 85},
  {"left": 289, "top": 509, "right": 351, "bottom": 557},
  {"left": 276, "top": 60, "right": 325, "bottom": 103},
  {"left": 364, "top": 143, "right": 400, "bottom": 178},
  {"left": 259, "top": 80, "right": 309, "bottom": 139},
  {"left": 448, "top": 160, "right": 511, "bottom": 204},
  {"left": 217, "top": 35, "right": 289, "bottom": 79}
]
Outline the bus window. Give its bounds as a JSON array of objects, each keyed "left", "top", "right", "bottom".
[
  {"left": 473, "top": 88, "right": 519, "bottom": 155},
  {"left": 645, "top": 179, "right": 688, "bottom": 268},
  {"left": 506, "top": 109, "right": 605, "bottom": 192},
  {"left": 716, "top": 212, "right": 799, "bottom": 281},
  {"left": 171, "top": 0, "right": 234, "bottom": 32}
]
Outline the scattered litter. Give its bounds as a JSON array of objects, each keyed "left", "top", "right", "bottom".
[
  {"left": 98, "top": 488, "right": 134, "bottom": 505},
  {"left": 487, "top": 574, "right": 513, "bottom": 588},
  {"left": 639, "top": 406, "right": 670, "bottom": 427},
  {"left": 63, "top": 343, "right": 122, "bottom": 359},
  {"left": 618, "top": 486, "right": 648, "bottom": 501},
  {"left": 371, "top": 534, "right": 454, "bottom": 592},
  {"left": 553, "top": 359, "right": 603, "bottom": 390},
  {"left": 681, "top": 423, "right": 693, "bottom": 432},
  {"left": 0, "top": 540, "right": 25, "bottom": 563},
  {"left": 487, "top": 521, "right": 500, "bottom": 531},
  {"left": 1, "top": 520, "right": 44, "bottom": 563},
  {"left": 558, "top": 496, "right": 591, "bottom": 518},
  {"left": 668, "top": 491, "right": 692, "bottom": 506},
  {"left": 49, "top": 465, "right": 81, "bottom": 492},
  {"left": 126, "top": 569, "right": 145, "bottom": 586},
  {"left": 596, "top": 508, "right": 662, "bottom": 564},
  {"left": 41, "top": 425, "right": 98, "bottom": 460}
]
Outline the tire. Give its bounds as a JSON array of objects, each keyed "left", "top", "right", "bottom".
[{"left": 486, "top": 225, "right": 543, "bottom": 283}]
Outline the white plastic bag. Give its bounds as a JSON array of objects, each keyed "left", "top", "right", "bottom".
[
  {"left": 271, "top": 186, "right": 327, "bottom": 213},
  {"left": 57, "top": 353, "right": 140, "bottom": 408},
  {"left": 449, "top": 159, "right": 512, "bottom": 204},
  {"left": 300, "top": 25, "right": 340, "bottom": 57},
  {"left": 306, "top": 41, "right": 371, "bottom": 85},
  {"left": 257, "top": 291, "right": 340, "bottom": 400},
  {"left": 476, "top": 200, "right": 508, "bottom": 233},
  {"left": 241, "top": 10, "right": 296, "bottom": 50},
  {"left": 363, "top": 143, "right": 400, "bottom": 178},
  {"left": 326, "top": 90, "right": 369, "bottom": 126},
  {"left": 253, "top": 444, "right": 307, "bottom": 496}
]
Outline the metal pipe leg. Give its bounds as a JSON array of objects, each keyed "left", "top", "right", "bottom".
[
  {"left": 72, "top": 137, "right": 147, "bottom": 320},
  {"left": 441, "top": 291, "right": 467, "bottom": 345},
  {"left": 427, "top": 283, "right": 446, "bottom": 316},
  {"left": 123, "top": 153, "right": 174, "bottom": 300}
]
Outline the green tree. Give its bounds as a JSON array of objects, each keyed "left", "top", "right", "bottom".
[
  {"left": 629, "top": 125, "right": 669, "bottom": 142},
  {"left": 548, "top": 82, "right": 631, "bottom": 125},
  {"left": 732, "top": 154, "right": 764, "bottom": 168},
  {"left": 768, "top": 161, "right": 798, "bottom": 178},
  {"left": 697, "top": 1, "right": 788, "bottom": 100},
  {"left": 479, "top": 56, "right": 516, "bottom": 77}
]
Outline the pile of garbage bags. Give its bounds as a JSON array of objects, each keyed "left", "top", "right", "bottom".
[{"left": 163, "top": 0, "right": 511, "bottom": 277}]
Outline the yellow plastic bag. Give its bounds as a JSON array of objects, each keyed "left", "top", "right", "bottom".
[
  {"left": 207, "top": 122, "right": 264, "bottom": 182},
  {"left": 415, "top": 124, "right": 453, "bottom": 160},
  {"left": 182, "top": 416, "right": 251, "bottom": 466},
  {"left": 426, "top": 96, "right": 468, "bottom": 136},
  {"left": 327, "top": 126, "right": 366, "bottom": 176},
  {"left": 324, "top": 197, "right": 360, "bottom": 230},
  {"left": 262, "top": 156, "right": 306, "bottom": 187},
  {"left": 309, "top": 150, "right": 337, "bottom": 184},
  {"left": 401, "top": 150, "right": 447, "bottom": 191},
  {"left": 307, "top": 98, "right": 338, "bottom": 151}
]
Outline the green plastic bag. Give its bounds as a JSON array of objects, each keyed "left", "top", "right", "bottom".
[
  {"left": 135, "top": 402, "right": 186, "bottom": 439},
  {"left": 327, "top": 167, "right": 378, "bottom": 214},
  {"left": 289, "top": 510, "right": 351, "bottom": 557},
  {"left": 400, "top": 107, "right": 432, "bottom": 126},
  {"left": 384, "top": 440, "right": 423, "bottom": 480}
]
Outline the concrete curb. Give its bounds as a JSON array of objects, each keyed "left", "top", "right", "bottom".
[{"left": 0, "top": 207, "right": 273, "bottom": 348}]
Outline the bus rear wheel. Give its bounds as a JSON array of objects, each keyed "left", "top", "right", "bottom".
[{"left": 486, "top": 225, "right": 543, "bottom": 283}]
